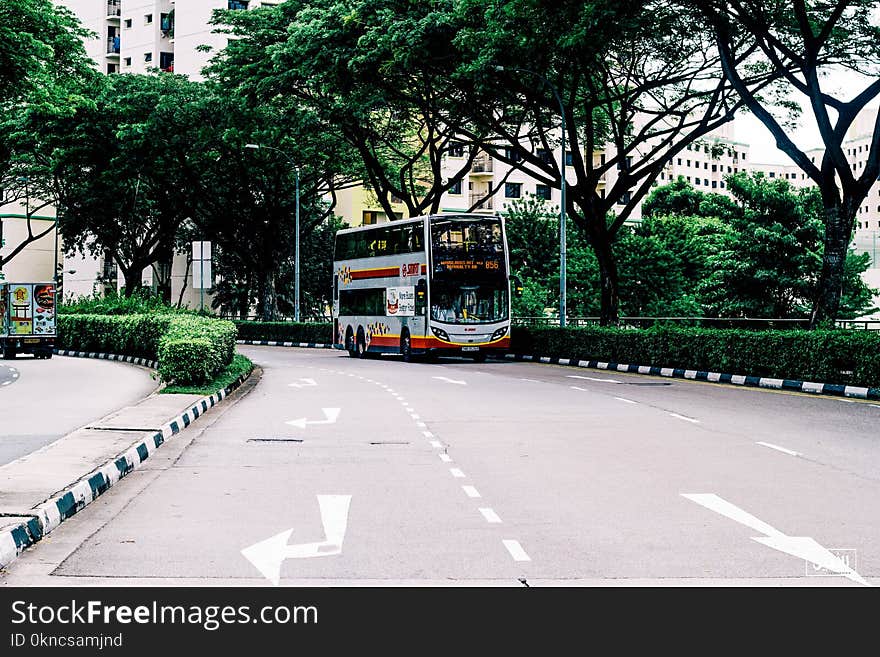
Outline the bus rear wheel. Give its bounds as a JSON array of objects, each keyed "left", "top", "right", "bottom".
[
  {"left": 346, "top": 328, "right": 358, "bottom": 358},
  {"left": 356, "top": 328, "right": 367, "bottom": 359}
]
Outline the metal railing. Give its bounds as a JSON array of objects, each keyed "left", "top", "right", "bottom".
[
  {"left": 471, "top": 157, "right": 493, "bottom": 174},
  {"left": 469, "top": 193, "right": 493, "bottom": 210},
  {"left": 512, "top": 316, "right": 880, "bottom": 330},
  {"left": 107, "top": 37, "right": 120, "bottom": 54},
  {"left": 107, "top": 0, "right": 121, "bottom": 17}
]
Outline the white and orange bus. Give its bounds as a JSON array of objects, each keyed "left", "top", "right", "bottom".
[{"left": 331, "top": 213, "right": 518, "bottom": 361}]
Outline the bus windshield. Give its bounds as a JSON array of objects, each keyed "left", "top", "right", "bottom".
[{"left": 430, "top": 281, "right": 508, "bottom": 324}]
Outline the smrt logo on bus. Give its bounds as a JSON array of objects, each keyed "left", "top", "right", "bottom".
[{"left": 401, "top": 263, "right": 421, "bottom": 277}]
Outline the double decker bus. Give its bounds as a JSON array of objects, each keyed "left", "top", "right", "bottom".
[{"left": 331, "top": 213, "right": 518, "bottom": 362}]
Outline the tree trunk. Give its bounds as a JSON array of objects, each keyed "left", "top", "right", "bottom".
[
  {"left": 593, "top": 236, "right": 620, "bottom": 326},
  {"left": 810, "top": 201, "right": 854, "bottom": 328},
  {"left": 259, "top": 271, "right": 278, "bottom": 322},
  {"left": 121, "top": 266, "right": 142, "bottom": 298}
]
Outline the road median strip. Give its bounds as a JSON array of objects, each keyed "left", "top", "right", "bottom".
[
  {"left": 505, "top": 352, "right": 880, "bottom": 401},
  {"left": 0, "top": 350, "right": 252, "bottom": 571}
]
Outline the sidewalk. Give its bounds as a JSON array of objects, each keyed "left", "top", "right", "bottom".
[{"left": 0, "top": 372, "right": 248, "bottom": 569}]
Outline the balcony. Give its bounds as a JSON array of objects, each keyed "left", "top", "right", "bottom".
[
  {"left": 106, "top": 0, "right": 121, "bottom": 18},
  {"left": 470, "top": 154, "right": 493, "bottom": 175},
  {"left": 469, "top": 193, "right": 493, "bottom": 211},
  {"left": 106, "top": 36, "right": 120, "bottom": 55}
]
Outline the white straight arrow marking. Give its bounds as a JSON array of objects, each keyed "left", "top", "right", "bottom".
[
  {"left": 432, "top": 376, "right": 467, "bottom": 385},
  {"left": 567, "top": 375, "right": 621, "bottom": 384},
  {"left": 682, "top": 493, "right": 869, "bottom": 586},
  {"left": 241, "top": 495, "right": 352, "bottom": 586},
  {"left": 288, "top": 378, "right": 318, "bottom": 388},
  {"left": 286, "top": 408, "right": 341, "bottom": 429}
]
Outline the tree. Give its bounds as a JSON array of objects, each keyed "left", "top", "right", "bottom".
[
  {"left": 38, "top": 74, "right": 204, "bottom": 296},
  {"left": 696, "top": 0, "right": 880, "bottom": 325},
  {"left": 451, "top": 0, "right": 783, "bottom": 323},
  {"left": 0, "top": 0, "right": 93, "bottom": 107},
  {"left": 208, "top": 0, "right": 484, "bottom": 222}
]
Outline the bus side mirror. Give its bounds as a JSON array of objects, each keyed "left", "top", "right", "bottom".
[
  {"left": 511, "top": 275, "right": 523, "bottom": 298},
  {"left": 415, "top": 279, "right": 427, "bottom": 315}
]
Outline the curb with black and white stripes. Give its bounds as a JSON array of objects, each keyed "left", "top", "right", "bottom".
[
  {"left": 237, "top": 339, "right": 332, "bottom": 349},
  {"left": 54, "top": 348, "right": 159, "bottom": 369},
  {"left": 0, "top": 351, "right": 252, "bottom": 570},
  {"left": 505, "top": 353, "right": 880, "bottom": 401}
]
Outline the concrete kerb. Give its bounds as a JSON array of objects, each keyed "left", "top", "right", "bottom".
[
  {"left": 0, "top": 350, "right": 252, "bottom": 570},
  {"left": 504, "top": 352, "right": 880, "bottom": 401},
  {"left": 234, "top": 339, "right": 879, "bottom": 401}
]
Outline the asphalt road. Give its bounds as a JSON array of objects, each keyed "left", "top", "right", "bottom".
[
  {"left": 0, "top": 355, "right": 159, "bottom": 467},
  {"left": 3, "top": 346, "right": 878, "bottom": 586}
]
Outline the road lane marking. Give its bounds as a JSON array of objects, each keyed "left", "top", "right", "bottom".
[
  {"left": 570, "top": 386, "right": 587, "bottom": 391},
  {"left": 568, "top": 375, "right": 621, "bottom": 383},
  {"left": 288, "top": 378, "right": 317, "bottom": 388},
  {"left": 614, "top": 397, "right": 637, "bottom": 404},
  {"left": 669, "top": 412, "right": 699, "bottom": 424},
  {"left": 416, "top": 422, "right": 427, "bottom": 428},
  {"left": 681, "top": 493, "right": 869, "bottom": 586},
  {"left": 756, "top": 441, "right": 801, "bottom": 457},
  {"left": 439, "top": 453, "right": 452, "bottom": 463},
  {"left": 479, "top": 508, "right": 502, "bottom": 523},
  {"left": 410, "top": 414, "right": 420, "bottom": 419},
  {"left": 519, "top": 378, "right": 542, "bottom": 383},
  {"left": 433, "top": 376, "right": 467, "bottom": 385},
  {"left": 503, "top": 540, "right": 531, "bottom": 562},
  {"left": 285, "top": 408, "right": 341, "bottom": 429},
  {"left": 450, "top": 468, "right": 465, "bottom": 478},
  {"left": 430, "top": 440, "right": 442, "bottom": 448},
  {"left": 423, "top": 431, "right": 434, "bottom": 438},
  {"left": 462, "top": 486, "right": 481, "bottom": 498}
]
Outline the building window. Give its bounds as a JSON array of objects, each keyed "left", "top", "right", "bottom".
[
  {"left": 504, "top": 147, "right": 521, "bottom": 163},
  {"left": 704, "top": 162, "right": 708, "bottom": 169},
  {"left": 711, "top": 180, "right": 717, "bottom": 188},
  {"left": 677, "top": 158, "right": 682, "bottom": 166},
  {"left": 704, "top": 179, "right": 708, "bottom": 186},
  {"left": 536, "top": 149, "right": 553, "bottom": 166},
  {"left": 505, "top": 182, "right": 522, "bottom": 198},
  {"left": 711, "top": 164, "right": 717, "bottom": 172},
  {"left": 686, "top": 160, "right": 691, "bottom": 167},
  {"left": 618, "top": 191, "right": 631, "bottom": 205},
  {"left": 535, "top": 184, "right": 551, "bottom": 200},
  {"left": 144, "top": 13, "right": 153, "bottom": 24},
  {"left": 694, "top": 178, "right": 700, "bottom": 186},
  {"left": 447, "top": 142, "right": 464, "bottom": 158},
  {"left": 144, "top": 52, "right": 152, "bottom": 63},
  {"left": 124, "top": 18, "right": 132, "bottom": 28},
  {"left": 228, "top": 1, "right": 250, "bottom": 9},
  {"left": 769, "top": 171, "right": 775, "bottom": 177},
  {"left": 159, "top": 52, "right": 174, "bottom": 72},
  {"left": 123, "top": 57, "right": 131, "bottom": 66},
  {"left": 600, "top": 153, "right": 606, "bottom": 165},
  {"left": 565, "top": 150, "right": 573, "bottom": 167},
  {"left": 363, "top": 211, "right": 379, "bottom": 225},
  {"left": 448, "top": 180, "right": 462, "bottom": 195},
  {"left": 686, "top": 176, "right": 691, "bottom": 182},
  {"left": 107, "top": 63, "right": 118, "bottom": 74},
  {"left": 720, "top": 181, "right": 725, "bottom": 188}
]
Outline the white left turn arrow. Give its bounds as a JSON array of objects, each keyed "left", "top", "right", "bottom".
[
  {"left": 288, "top": 378, "right": 317, "bottom": 388},
  {"left": 285, "top": 408, "right": 341, "bottom": 429},
  {"left": 242, "top": 495, "right": 352, "bottom": 586},
  {"left": 682, "top": 493, "right": 870, "bottom": 586},
  {"left": 432, "top": 376, "right": 467, "bottom": 385}
]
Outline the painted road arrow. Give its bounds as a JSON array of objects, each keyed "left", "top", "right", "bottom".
[
  {"left": 241, "top": 495, "right": 352, "bottom": 586},
  {"left": 288, "top": 378, "right": 318, "bottom": 388},
  {"left": 682, "top": 493, "right": 869, "bottom": 586},
  {"left": 432, "top": 376, "right": 467, "bottom": 386},
  {"left": 285, "top": 407, "right": 341, "bottom": 429}
]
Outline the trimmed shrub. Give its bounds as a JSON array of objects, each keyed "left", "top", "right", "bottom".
[
  {"left": 511, "top": 325, "right": 880, "bottom": 388},
  {"left": 58, "top": 313, "right": 237, "bottom": 385},
  {"left": 234, "top": 321, "right": 332, "bottom": 344}
]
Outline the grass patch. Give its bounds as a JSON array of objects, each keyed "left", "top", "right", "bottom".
[{"left": 160, "top": 354, "right": 254, "bottom": 395}]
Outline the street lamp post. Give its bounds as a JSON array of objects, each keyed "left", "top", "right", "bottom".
[
  {"left": 494, "top": 66, "right": 567, "bottom": 327},
  {"left": 245, "top": 144, "right": 301, "bottom": 322}
]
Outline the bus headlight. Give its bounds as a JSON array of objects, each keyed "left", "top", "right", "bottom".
[
  {"left": 491, "top": 327, "right": 508, "bottom": 340},
  {"left": 431, "top": 327, "right": 449, "bottom": 341}
]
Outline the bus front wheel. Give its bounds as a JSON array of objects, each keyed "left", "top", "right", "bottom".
[{"left": 400, "top": 331, "right": 413, "bottom": 363}]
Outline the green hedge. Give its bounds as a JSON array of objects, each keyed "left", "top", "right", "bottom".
[
  {"left": 511, "top": 325, "right": 880, "bottom": 388},
  {"left": 58, "top": 314, "right": 237, "bottom": 385},
  {"left": 234, "top": 321, "right": 332, "bottom": 344}
]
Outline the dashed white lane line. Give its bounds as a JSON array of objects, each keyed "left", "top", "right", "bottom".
[
  {"left": 519, "top": 378, "right": 542, "bottom": 383},
  {"left": 430, "top": 440, "right": 442, "bottom": 448},
  {"left": 756, "top": 441, "right": 802, "bottom": 457},
  {"left": 669, "top": 412, "right": 699, "bottom": 424},
  {"left": 423, "top": 431, "right": 434, "bottom": 438},
  {"left": 410, "top": 413, "right": 420, "bottom": 420},
  {"left": 568, "top": 375, "right": 621, "bottom": 384},
  {"left": 503, "top": 540, "right": 531, "bottom": 562},
  {"left": 570, "top": 386, "right": 587, "bottom": 392},
  {"left": 613, "top": 396, "right": 637, "bottom": 404},
  {"left": 439, "top": 453, "right": 452, "bottom": 463},
  {"left": 479, "top": 508, "right": 502, "bottom": 524},
  {"left": 450, "top": 468, "right": 465, "bottom": 478},
  {"left": 416, "top": 421, "right": 427, "bottom": 428},
  {"left": 462, "top": 485, "right": 481, "bottom": 498}
]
